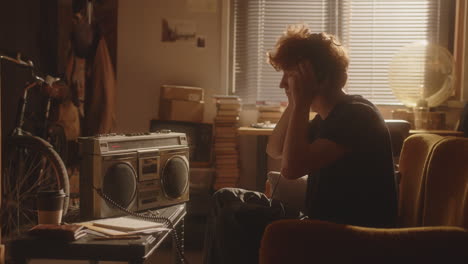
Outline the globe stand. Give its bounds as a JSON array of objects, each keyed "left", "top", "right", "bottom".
[{"left": 413, "top": 106, "right": 430, "bottom": 130}]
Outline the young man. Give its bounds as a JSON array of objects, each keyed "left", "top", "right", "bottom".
[{"left": 203, "top": 24, "right": 397, "bottom": 264}]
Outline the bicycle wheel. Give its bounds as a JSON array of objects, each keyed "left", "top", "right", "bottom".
[
  {"left": 47, "top": 123, "right": 68, "bottom": 165},
  {"left": 1, "top": 135, "right": 69, "bottom": 241}
]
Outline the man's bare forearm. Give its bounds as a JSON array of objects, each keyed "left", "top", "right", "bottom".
[
  {"left": 266, "top": 106, "right": 291, "bottom": 159},
  {"left": 281, "top": 105, "right": 311, "bottom": 179}
]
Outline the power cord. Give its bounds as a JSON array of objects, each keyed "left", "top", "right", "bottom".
[{"left": 269, "top": 172, "right": 282, "bottom": 199}]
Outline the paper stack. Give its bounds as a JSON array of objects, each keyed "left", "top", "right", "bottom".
[
  {"left": 212, "top": 95, "right": 242, "bottom": 190},
  {"left": 79, "top": 216, "right": 170, "bottom": 238},
  {"left": 257, "top": 104, "right": 284, "bottom": 124}
]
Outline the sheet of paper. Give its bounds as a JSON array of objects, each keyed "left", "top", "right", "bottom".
[
  {"left": 91, "top": 216, "right": 165, "bottom": 231},
  {"left": 78, "top": 222, "right": 128, "bottom": 236}
]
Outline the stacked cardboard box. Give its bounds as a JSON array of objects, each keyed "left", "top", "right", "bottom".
[
  {"left": 159, "top": 85, "right": 204, "bottom": 122},
  {"left": 212, "top": 95, "right": 242, "bottom": 190},
  {"left": 257, "top": 104, "right": 283, "bottom": 124}
]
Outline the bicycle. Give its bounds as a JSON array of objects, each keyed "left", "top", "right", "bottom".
[{"left": 0, "top": 53, "right": 70, "bottom": 241}]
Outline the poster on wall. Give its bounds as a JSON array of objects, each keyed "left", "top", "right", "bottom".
[
  {"left": 161, "top": 19, "right": 197, "bottom": 42},
  {"left": 161, "top": 18, "right": 206, "bottom": 48}
]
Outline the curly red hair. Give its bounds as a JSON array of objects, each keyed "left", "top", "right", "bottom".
[{"left": 268, "top": 24, "right": 349, "bottom": 90}]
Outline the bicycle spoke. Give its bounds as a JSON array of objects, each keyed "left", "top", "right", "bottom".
[
  {"left": 22, "top": 174, "right": 45, "bottom": 195},
  {"left": 15, "top": 151, "right": 39, "bottom": 192},
  {"left": 36, "top": 155, "right": 61, "bottom": 188},
  {"left": 19, "top": 154, "right": 59, "bottom": 194},
  {"left": 6, "top": 207, "right": 19, "bottom": 235},
  {"left": 40, "top": 158, "right": 59, "bottom": 186},
  {"left": 3, "top": 160, "right": 14, "bottom": 196},
  {"left": 17, "top": 192, "right": 36, "bottom": 205},
  {"left": 4, "top": 149, "right": 23, "bottom": 195},
  {"left": 22, "top": 151, "right": 44, "bottom": 183},
  {"left": 19, "top": 207, "right": 35, "bottom": 226},
  {"left": 2, "top": 136, "right": 69, "bottom": 241}
]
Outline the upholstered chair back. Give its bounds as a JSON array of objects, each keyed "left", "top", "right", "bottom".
[
  {"left": 422, "top": 137, "right": 468, "bottom": 228},
  {"left": 397, "top": 134, "right": 444, "bottom": 227}
]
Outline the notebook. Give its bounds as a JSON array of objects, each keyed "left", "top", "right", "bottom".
[
  {"left": 91, "top": 216, "right": 164, "bottom": 231},
  {"left": 28, "top": 224, "right": 87, "bottom": 241}
]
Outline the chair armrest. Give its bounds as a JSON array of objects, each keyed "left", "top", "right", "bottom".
[{"left": 260, "top": 219, "right": 468, "bottom": 264}]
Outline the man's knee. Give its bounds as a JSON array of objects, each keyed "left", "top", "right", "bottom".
[{"left": 213, "top": 187, "right": 247, "bottom": 203}]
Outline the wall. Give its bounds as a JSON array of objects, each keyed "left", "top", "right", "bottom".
[
  {"left": 117, "top": 0, "right": 223, "bottom": 133},
  {"left": 117, "top": 0, "right": 467, "bottom": 191}
]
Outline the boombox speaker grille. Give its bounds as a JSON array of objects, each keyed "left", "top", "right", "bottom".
[
  {"left": 103, "top": 162, "right": 137, "bottom": 208},
  {"left": 162, "top": 156, "right": 189, "bottom": 199}
]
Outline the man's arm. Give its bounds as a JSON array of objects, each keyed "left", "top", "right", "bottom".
[
  {"left": 281, "top": 106, "right": 346, "bottom": 179},
  {"left": 280, "top": 63, "right": 346, "bottom": 179},
  {"left": 266, "top": 106, "right": 291, "bottom": 159}
]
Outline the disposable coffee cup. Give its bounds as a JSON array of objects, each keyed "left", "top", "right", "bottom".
[{"left": 37, "top": 189, "right": 66, "bottom": 225}]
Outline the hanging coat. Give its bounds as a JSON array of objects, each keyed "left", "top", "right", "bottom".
[{"left": 83, "top": 36, "right": 116, "bottom": 136}]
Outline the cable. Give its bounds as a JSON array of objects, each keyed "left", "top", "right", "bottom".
[
  {"left": 93, "top": 187, "right": 189, "bottom": 264},
  {"left": 270, "top": 172, "right": 281, "bottom": 199}
]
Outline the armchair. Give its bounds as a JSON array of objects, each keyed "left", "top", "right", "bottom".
[{"left": 260, "top": 134, "right": 468, "bottom": 264}]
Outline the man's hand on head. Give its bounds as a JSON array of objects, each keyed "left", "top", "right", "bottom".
[{"left": 288, "top": 61, "right": 319, "bottom": 109}]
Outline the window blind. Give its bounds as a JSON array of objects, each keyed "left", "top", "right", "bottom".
[
  {"left": 233, "top": 0, "right": 335, "bottom": 104},
  {"left": 342, "top": 0, "right": 442, "bottom": 105},
  {"left": 232, "top": 0, "right": 453, "bottom": 105}
]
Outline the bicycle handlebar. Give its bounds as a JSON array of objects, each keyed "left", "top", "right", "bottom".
[
  {"left": 0, "top": 54, "right": 33, "bottom": 68},
  {"left": 0, "top": 53, "right": 60, "bottom": 85}
]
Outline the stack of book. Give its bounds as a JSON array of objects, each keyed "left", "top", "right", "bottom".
[
  {"left": 212, "top": 95, "right": 242, "bottom": 190},
  {"left": 28, "top": 224, "right": 87, "bottom": 241},
  {"left": 257, "top": 104, "right": 284, "bottom": 124}
]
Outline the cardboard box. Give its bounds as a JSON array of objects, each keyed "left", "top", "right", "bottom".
[
  {"left": 159, "top": 99, "right": 204, "bottom": 122},
  {"left": 161, "top": 85, "right": 204, "bottom": 102}
]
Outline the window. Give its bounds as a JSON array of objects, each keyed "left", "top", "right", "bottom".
[{"left": 231, "top": 0, "right": 455, "bottom": 105}]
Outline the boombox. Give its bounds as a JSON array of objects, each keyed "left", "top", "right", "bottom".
[{"left": 78, "top": 131, "right": 190, "bottom": 219}]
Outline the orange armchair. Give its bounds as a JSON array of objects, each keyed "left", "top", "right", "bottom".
[
  {"left": 261, "top": 220, "right": 467, "bottom": 264},
  {"left": 260, "top": 134, "right": 468, "bottom": 264}
]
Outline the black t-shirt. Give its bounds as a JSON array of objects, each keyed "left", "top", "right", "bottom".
[{"left": 305, "top": 95, "right": 397, "bottom": 227}]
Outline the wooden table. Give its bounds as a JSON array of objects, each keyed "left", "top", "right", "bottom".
[
  {"left": 238, "top": 127, "right": 274, "bottom": 192},
  {"left": 9, "top": 203, "right": 186, "bottom": 264}
]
